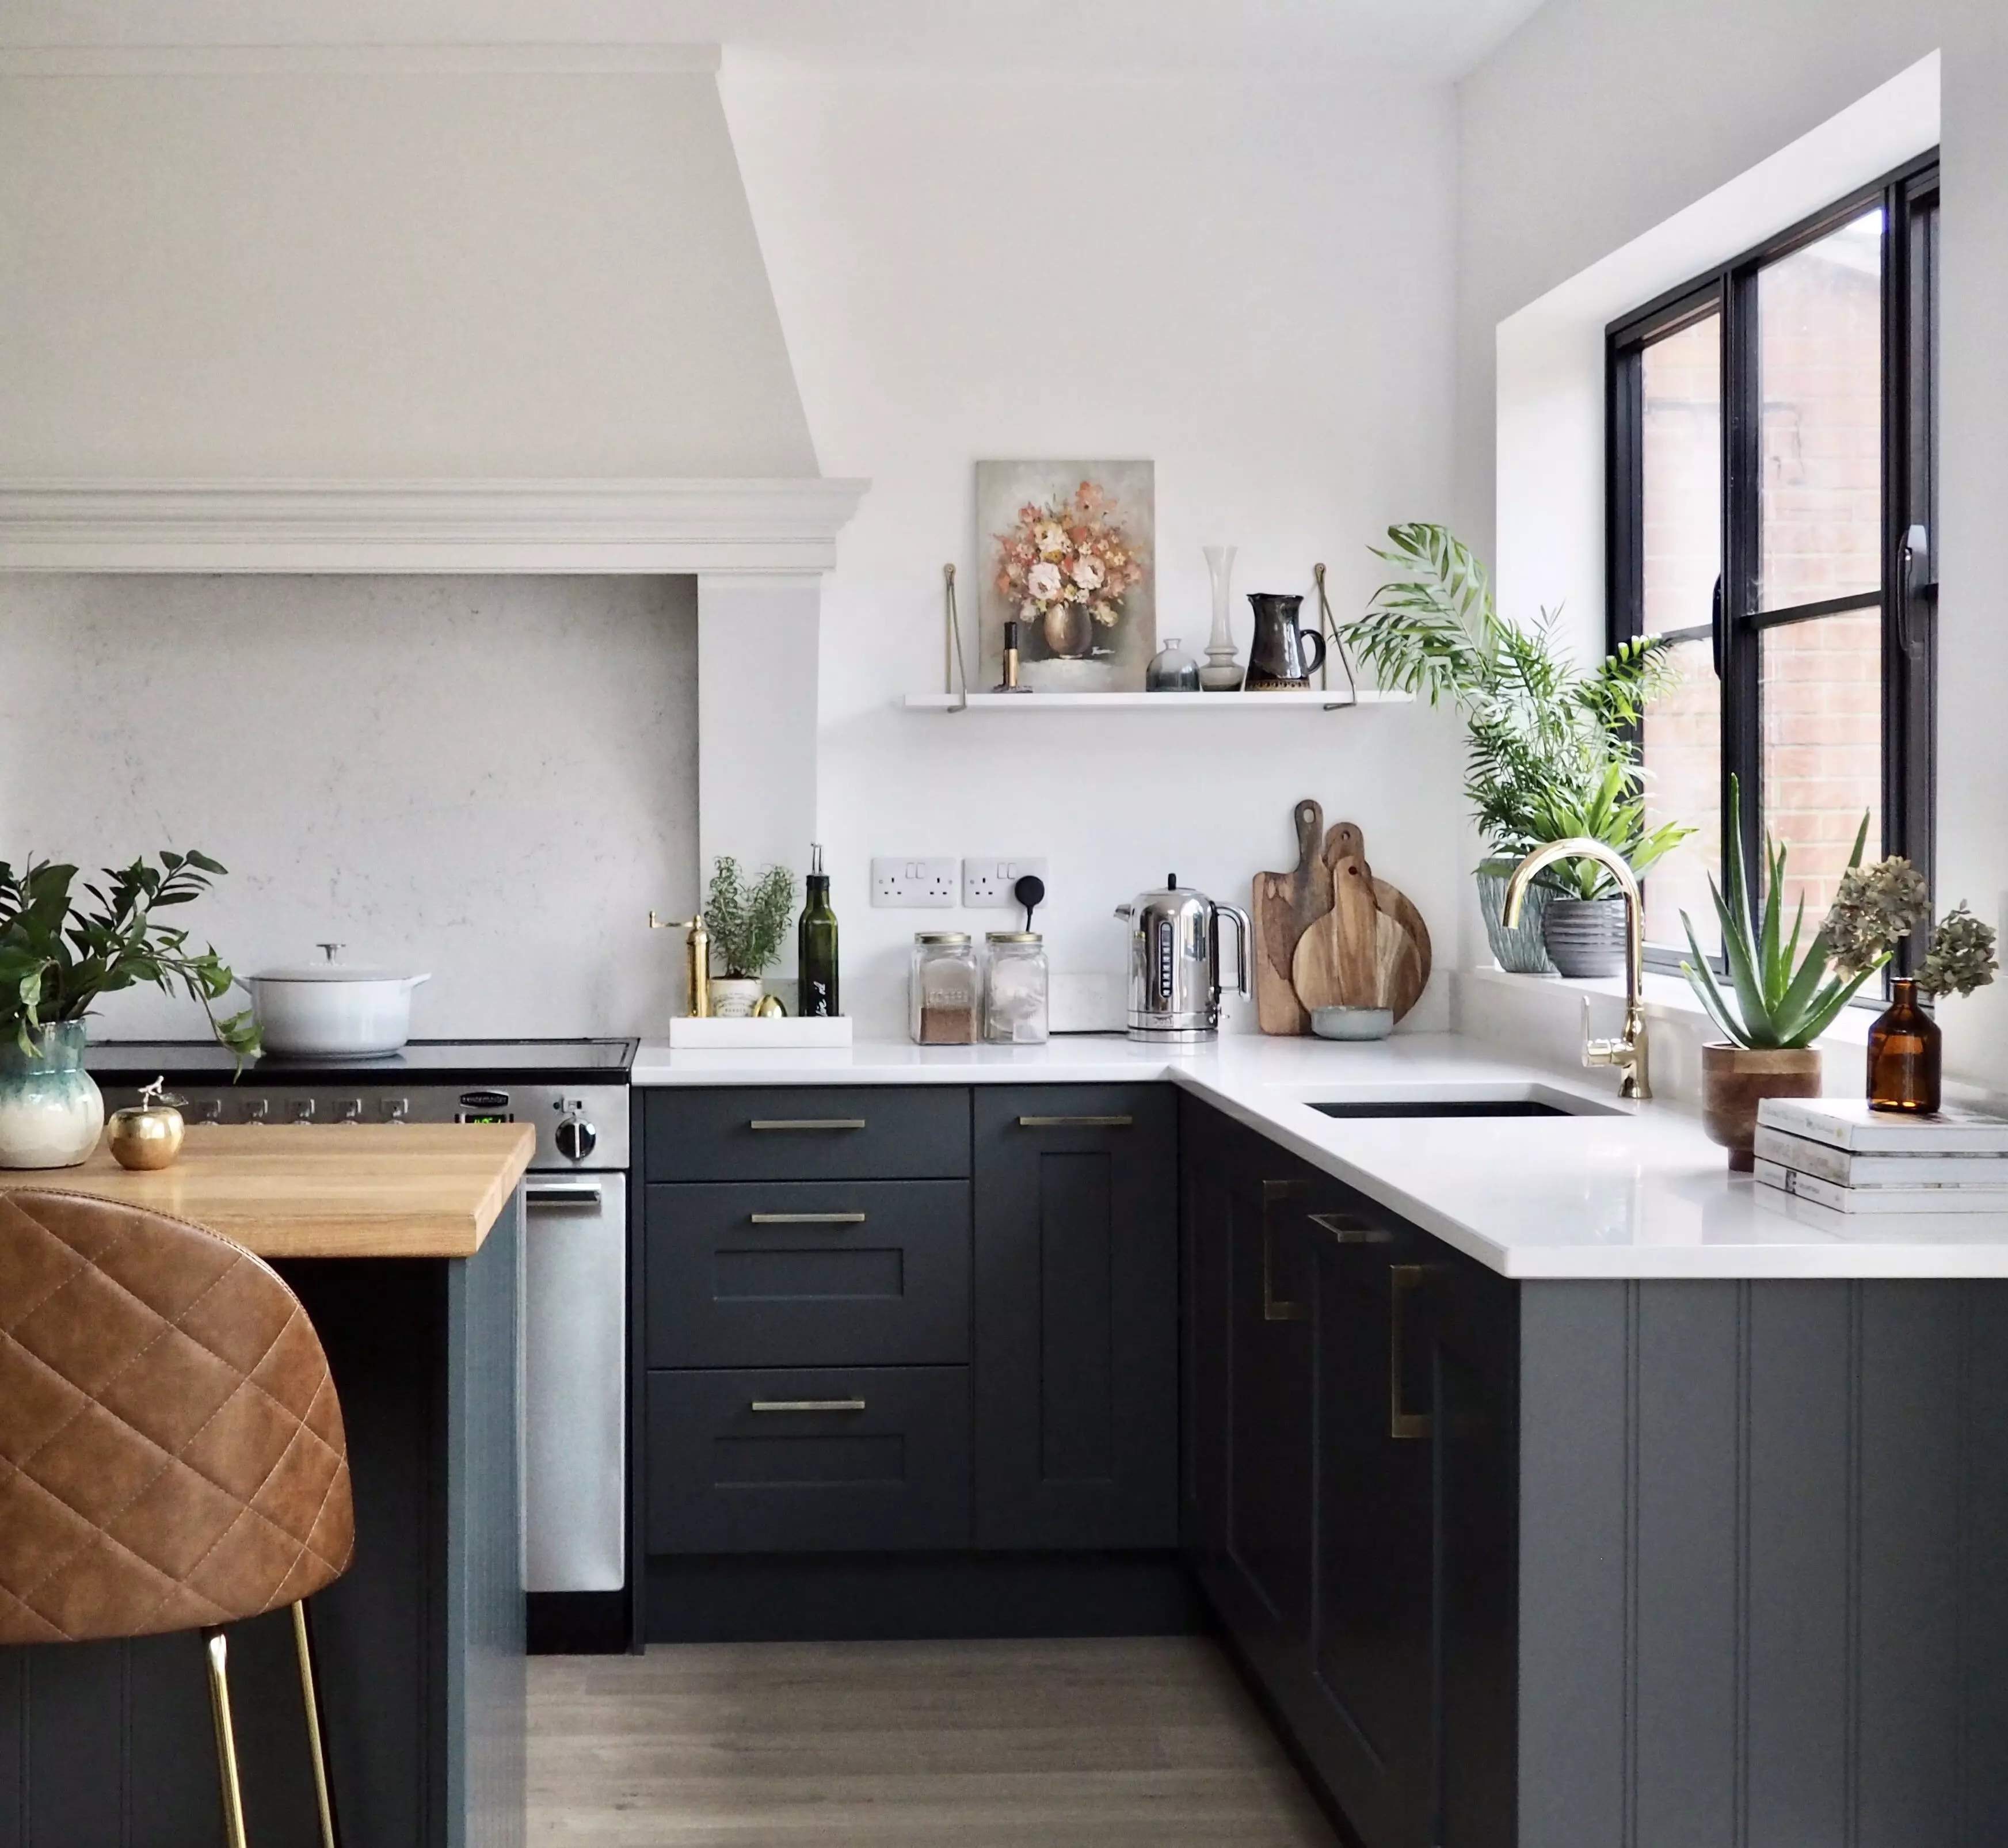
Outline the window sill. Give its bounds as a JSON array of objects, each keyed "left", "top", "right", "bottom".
[{"left": 1457, "top": 962, "right": 1873, "bottom": 1047}]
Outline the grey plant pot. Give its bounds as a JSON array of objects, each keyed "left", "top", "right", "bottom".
[
  {"left": 1475, "top": 860, "right": 1558, "bottom": 974},
  {"left": 1542, "top": 896, "right": 1627, "bottom": 978}
]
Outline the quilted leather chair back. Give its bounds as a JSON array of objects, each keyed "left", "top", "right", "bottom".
[{"left": 0, "top": 1190, "right": 354, "bottom": 1645}]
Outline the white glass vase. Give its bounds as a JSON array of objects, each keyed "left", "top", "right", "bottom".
[{"left": 1199, "top": 546, "right": 1243, "bottom": 691}]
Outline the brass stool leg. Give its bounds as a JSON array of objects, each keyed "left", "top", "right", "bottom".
[
  {"left": 202, "top": 1626, "right": 250, "bottom": 1848},
  {"left": 292, "top": 1601, "right": 342, "bottom": 1848}
]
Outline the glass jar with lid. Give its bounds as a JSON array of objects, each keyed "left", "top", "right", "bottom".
[
  {"left": 982, "top": 932, "right": 1049, "bottom": 1044},
  {"left": 910, "top": 933, "right": 980, "bottom": 1045}
]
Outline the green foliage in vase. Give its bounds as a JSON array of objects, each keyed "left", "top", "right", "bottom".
[
  {"left": 1340, "top": 523, "right": 1691, "bottom": 897},
  {"left": 1679, "top": 779, "right": 1880, "bottom": 1050},
  {"left": 706, "top": 857, "right": 799, "bottom": 978},
  {"left": 0, "top": 852, "right": 261, "bottom": 1059}
]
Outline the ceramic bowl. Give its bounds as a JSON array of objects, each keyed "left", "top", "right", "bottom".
[{"left": 1311, "top": 1006, "right": 1394, "bottom": 1042}]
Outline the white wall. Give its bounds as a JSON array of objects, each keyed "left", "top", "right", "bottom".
[
  {"left": 0, "top": 56, "right": 816, "bottom": 477},
  {"left": 0, "top": 574, "right": 699, "bottom": 1039},
  {"left": 722, "top": 69, "right": 1465, "bottom": 1037},
  {"left": 1457, "top": 1, "right": 2008, "bottom": 1089}
]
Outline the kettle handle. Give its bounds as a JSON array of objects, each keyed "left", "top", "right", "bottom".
[{"left": 1212, "top": 902, "right": 1253, "bottom": 1009}]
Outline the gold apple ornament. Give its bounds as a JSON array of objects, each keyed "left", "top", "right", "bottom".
[{"left": 108, "top": 1077, "right": 185, "bottom": 1171}]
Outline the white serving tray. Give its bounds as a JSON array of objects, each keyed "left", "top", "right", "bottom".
[{"left": 665, "top": 1015, "right": 854, "bottom": 1050}]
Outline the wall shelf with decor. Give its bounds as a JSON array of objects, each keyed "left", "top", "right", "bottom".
[{"left": 901, "top": 690, "right": 1414, "bottom": 712}]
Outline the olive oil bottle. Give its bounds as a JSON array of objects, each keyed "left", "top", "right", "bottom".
[{"left": 798, "top": 843, "right": 840, "bottom": 1017}]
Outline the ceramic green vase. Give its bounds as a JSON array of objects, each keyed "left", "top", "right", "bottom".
[{"left": 0, "top": 1020, "right": 105, "bottom": 1168}]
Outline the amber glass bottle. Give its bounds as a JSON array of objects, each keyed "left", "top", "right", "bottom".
[{"left": 1866, "top": 977, "right": 1941, "bottom": 1114}]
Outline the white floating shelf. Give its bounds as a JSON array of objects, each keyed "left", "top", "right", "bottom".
[{"left": 902, "top": 690, "right": 1413, "bottom": 712}]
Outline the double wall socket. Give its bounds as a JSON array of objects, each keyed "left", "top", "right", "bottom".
[
  {"left": 963, "top": 856, "right": 1050, "bottom": 909},
  {"left": 871, "top": 857, "right": 959, "bottom": 908},
  {"left": 870, "top": 856, "right": 1050, "bottom": 909}
]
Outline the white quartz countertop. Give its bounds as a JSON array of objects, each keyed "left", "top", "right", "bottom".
[{"left": 632, "top": 1032, "right": 2008, "bottom": 1281}]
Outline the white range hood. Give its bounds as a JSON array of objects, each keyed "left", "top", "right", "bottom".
[{"left": 0, "top": 34, "right": 863, "bottom": 875}]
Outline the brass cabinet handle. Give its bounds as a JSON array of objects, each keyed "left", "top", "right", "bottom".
[
  {"left": 748, "top": 1118, "right": 867, "bottom": 1131},
  {"left": 1389, "top": 1264, "right": 1432, "bottom": 1441},
  {"left": 1308, "top": 1210, "right": 1393, "bottom": 1244},
  {"left": 749, "top": 1399, "right": 867, "bottom": 1414},
  {"left": 1016, "top": 1114, "right": 1134, "bottom": 1128},
  {"left": 1262, "top": 1179, "right": 1308, "bottom": 1322},
  {"left": 748, "top": 1211, "right": 868, "bottom": 1226}
]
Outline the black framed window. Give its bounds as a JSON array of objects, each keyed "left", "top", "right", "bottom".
[{"left": 1609, "top": 153, "right": 1938, "bottom": 971}]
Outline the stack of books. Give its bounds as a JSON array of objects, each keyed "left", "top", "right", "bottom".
[{"left": 1754, "top": 1096, "right": 2008, "bottom": 1213}]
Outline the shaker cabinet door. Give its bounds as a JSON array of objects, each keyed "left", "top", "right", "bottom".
[{"left": 971, "top": 1086, "right": 1178, "bottom": 1549}]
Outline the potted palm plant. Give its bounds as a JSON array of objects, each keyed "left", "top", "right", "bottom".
[
  {"left": 703, "top": 857, "right": 798, "bottom": 1018},
  {"left": 1342, "top": 524, "right": 1690, "bottom": 974},
  {"left": 0, "top": 852, "right": 259, "bottom": 1168}
]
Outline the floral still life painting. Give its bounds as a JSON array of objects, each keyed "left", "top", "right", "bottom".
[{"left": 976, "top": 460, "right": 1155, "bottom": 691}]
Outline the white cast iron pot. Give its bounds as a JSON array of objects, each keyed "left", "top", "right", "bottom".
[{"left": 245, "top": 944, "right": 432, "bottom": 1056}]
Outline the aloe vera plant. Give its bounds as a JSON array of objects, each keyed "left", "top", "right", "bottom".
[{"left": 1680, "top": 779, "right": 1881, "bottom": 1049}]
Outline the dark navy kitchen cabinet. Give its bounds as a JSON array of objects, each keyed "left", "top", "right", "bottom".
[
  {"left": 1179, "top": 1096, "right": 2007, "bottom": 1848},
  {"left": 971, "top": 1087, "right": 1178, "bottom": 1549}
]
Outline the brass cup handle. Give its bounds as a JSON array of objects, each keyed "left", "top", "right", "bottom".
[
  {"left": 749, "top": 1399, "right": 867, "bottom": 1414},
  {"left": 1389, "top": 1264, "right": 1432, "bottom": 1441},
  {"left": 1308, "top": 1210, "right": 1393, "bottom": 1244},
  {"left": 1262, "top": 1179, "right": 1308, "bottom": 1321}
]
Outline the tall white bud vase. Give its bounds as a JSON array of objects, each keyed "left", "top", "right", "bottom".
[{"left": 1199, "top": 546, "right": 1244, "bottom": 691}]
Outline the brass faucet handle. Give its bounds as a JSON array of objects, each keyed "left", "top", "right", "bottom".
[{"left": 649, "top": 911, "right": 701, "bottom": 931}]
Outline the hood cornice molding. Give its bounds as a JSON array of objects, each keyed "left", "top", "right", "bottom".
[{"left": 0, "top": 477, "right": 868, "bottom": 574}]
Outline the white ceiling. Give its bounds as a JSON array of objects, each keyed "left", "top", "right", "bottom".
[{"left": 0, "top": 0, "right": 1552, "bottom": 81}]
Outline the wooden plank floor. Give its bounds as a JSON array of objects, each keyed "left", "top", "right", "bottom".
[{"left": 529, "top": 1636, "right": 1339, "bottom": 1845}]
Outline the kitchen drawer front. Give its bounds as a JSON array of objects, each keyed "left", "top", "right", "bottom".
[
  {"left": 644, "top": 1087, "right": 970, "bottom": 1182},
  {"left": 645, "top": 1180, "right": 971, "bottom": 1368},
  {"left": 646, "top": 1366, "right": 971, "bottom": 1553}
]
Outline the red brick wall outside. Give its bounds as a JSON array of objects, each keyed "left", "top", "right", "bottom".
[
  {"left": 1637, "top": 210, "right": 1884, "bottom": 948},
  {"left": 1756, "top": 211, "right": 1884, "bottom": 921}
]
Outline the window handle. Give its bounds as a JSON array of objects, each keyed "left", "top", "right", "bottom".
[
  {"left": 1898, "top": 523, "right": 1930, "bottom": 658},
  {"left": 1709, "top": 573, "right": 1724, "bottom": 679}
]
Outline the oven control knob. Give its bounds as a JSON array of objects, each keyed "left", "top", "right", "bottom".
[
  {"left": 291, "top": 1099, "right": 317, "bottom": 1124},
  {"left": 554, "top": 1115, "right": 597, "bottom": 1161}
]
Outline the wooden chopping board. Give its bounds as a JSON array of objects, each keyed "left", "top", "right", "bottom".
[
  {"left": 1287, "top": 824, "right": 1434, "bottom": 1021},
  {"left": 1250, "top": 799, "right": 1329, "bottom": 1035},
  {"left": 1293, "top": 855, "right": 1382, "bottom": 1013},
  {"left": 1326, "top": 823, "right": 1432, "bottom": 1019}
]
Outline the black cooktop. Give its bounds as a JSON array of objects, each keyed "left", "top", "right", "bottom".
[{"left": 86, "top": 1038, "right": 638, "bottom": 1087}]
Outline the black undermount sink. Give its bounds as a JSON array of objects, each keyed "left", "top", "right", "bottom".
[{"left": 1308, "top": 1096, "right": 1611, "bottom": 1120}]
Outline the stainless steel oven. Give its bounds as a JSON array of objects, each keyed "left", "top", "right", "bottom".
[{"left": 522, "top": 1165, "right": 626, "bottom": 1591}]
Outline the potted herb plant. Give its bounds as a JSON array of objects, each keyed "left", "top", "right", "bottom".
[
  {"left": 1341, "top": 524, "right": 1689, "bottom": 974},
  {"left": 703, "top": 857, "right": 798, "bottom": 1018},
  {"left": 0, "top": 852, "right": 259, "bottom": 1168},
  {"left": 1678, "top": 780, "right": 1881, "bottom": 1168}
]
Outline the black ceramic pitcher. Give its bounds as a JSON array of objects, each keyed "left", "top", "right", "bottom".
[{"left": 1244, "top": 593, "right": 1327, "bottom": 689}]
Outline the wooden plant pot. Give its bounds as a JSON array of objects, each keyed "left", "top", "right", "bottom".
[{"left": 1701, "top": 1043, "right": 1823, "bottom": 1171}]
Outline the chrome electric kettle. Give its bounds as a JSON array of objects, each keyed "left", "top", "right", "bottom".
[{"left": 1114, "top": 877, "right": 1252, "bottom": 1041}]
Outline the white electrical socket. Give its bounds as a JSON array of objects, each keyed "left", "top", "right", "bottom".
[
  {"left": 871, "top": 856, "right": 959, "bottom": 908},
  {"left": 963, "top": 856, "right": 1050, "bottom": 909}
]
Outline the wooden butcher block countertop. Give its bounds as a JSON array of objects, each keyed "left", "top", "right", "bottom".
[{"left": 0, "top": 1122, "right": 535, "bottom": 1258}]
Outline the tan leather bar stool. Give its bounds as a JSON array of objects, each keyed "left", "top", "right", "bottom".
[{"left": 0, "top": 1189, "right": 355, "bottom": 1847}]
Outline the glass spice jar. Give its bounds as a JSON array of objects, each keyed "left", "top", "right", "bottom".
[
  {"left": 1866, "top": 976, "right": 1942, "bottom": 1114},
  {"left": 982, "top": 932, "right": 1049, "bottom": 1044},
  {"left": 910, "top": 933, "right": 980, "bottom": 1045}
]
